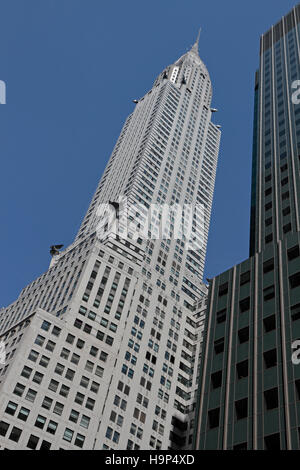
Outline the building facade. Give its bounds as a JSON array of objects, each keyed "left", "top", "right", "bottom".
[
  {"left": 195, "top": 4, "right": 300, "bottom": 450},
  {"left": 0, "top": 36, "right": 220, "bottom": 450}
]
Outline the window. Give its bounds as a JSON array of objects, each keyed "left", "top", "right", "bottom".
[
  {"left": 65, "top": 368, "right": 75, "bottom": 381},
  {"left": 216, "top": 309, "right": 226, "bottom": 324},
  {"left": 52, "top": 326, "right": 61, "bottom": 337},
  {"left": 9, "top": 426, "right": 22, "bottom": 442},
  {"left": 282, "top": 191, "right": 289, "bottom": 201},
  {"left": 264, "top": 433, "right": 280, "bottom": 450},
  {"left": 238, "top": 327, "right": 249, "bottom": 344},
  {"left": 91, "top": 381, "right": 100, "bottom": 393},
  {"left": 282, "top": 207, "right": 290, "bottom": 216},
  {"left": 235, "top": 398, "right": 248, "bottom": 420},
  {"left": 100, "top": 351, "right": 108, "bottom": 362},
  {"left": 288, "top": 246, "right": 300, "bottom": 261},
  {"left": 66, "top": 334, "right": 75, "bottom": 344},
  {"left": 264, "top": 388, "right": 279, "bottom": 410},
  {"left": 35, "top": 334, "right": 45, "bottom": 346},
  {"left": 25, "top": 388, "right": 37, "bottom": 403},
  {"left": 208, "top": 408, "right": 220, "bottom": 429},
  {"left": 5, "top": 401, "right": 17, "bottom": 416},
  {"left": 35, "top": 415, "right": 46, "bottom": 429},
  {"left": 21, "top": 366, "right": 32, "bottom": 379},
  {"left": 49, "top": 379, "right": 59, "bottom": 392},
  {"left": 265, "top": 187, "right": 272, "bottom": 196},
  {"left": 32, "top": 371, "right": 44, "bottom": 385},
  {"left": 90, "top": 346, "right": 98, "bottom": 357},
  {"left": 218, "top": 283, "right": 228, "bottom": 297},
  {"left": 40, "top": 440, "right": 51, "bottom": 450},
  {"left": 295, "top": 380, "right": 300, "bottom": 400},
  {"left": 41, "top": 320, "right": 51, "bottom": 331},
  {"left": 63, "top": 428, "right": 74, "bottom": 442},
  {"left": 289, "top": 272, "right": 300, "bottom": 289},
  {"left": 53, "top": 402, "right": 64, "bottom": 416},
  {"left": 80, "top": 376, "right": 89, "bottom": 388},
  {"left": 239, "top": 297, "right": 250, "bottom": 313},
  {"left": 263, "top": 285, "right": 275, "bottom": 301},
  {"left": 74, "top": 319, "right": 83, "bottom": 329},
  {"left": 240, "top": 271, "right": 250, "bottom": 286},
  {"left": 60, "top": 384, "right": 70, "bottom": 398},
  {"left": 80, "top": 415, "right": 90, "bottom": 429},
  {"left": 211, "top": 371, "right": 222, "bottom": 389},
  {"left": 233, "top": 442, "right": 247, "bottom": 450},
  {"left": 263, "top": 259, "right": 274, "bottom": 273},
  {"left": 47, "top": 420, "right": 58, "bottom": 435},
  {"left": 106, "top": 427, "right": 113, "bottom": 439},
  {"left": 96, "top": 366, "right": 104, "bottom": 378},
  {"left": 264, "top": 315, "right": 276, "bottom": 332},
  {"left": 45, "top": 340, "right": 56, "bottom": 352},
  {"left": 265, "top": 234, "right": 273, "bottom": 244},
  {"left": 265, "top": 202, "right": 272, "bottom": 211},
  {"left": 28, "top": 350, "right": 39, "bottom": 362},
  {"left": 60, "top": 348, "right": 70, "bottom": 360},
  {"left": 69, "top": 410, "right": 79, "bottom": 423},
  {"left": 236, "top": 360, "right": 248, "bottom": 379},
  {"left": 0, "top": 421, "right": 9, "bottom": 437},
  {"left": 86, "top": 398, "right": 95, "bottom": 410},
  {"left": 265, "top": 217, "right": 272, "bottom": 227},
  {"left": 41, "top": 396, "right": 53, "bottom": 410},
  {"left": 71, "top": 353, "right": 80, "bottom": 365},
  {"left": 264, "top": 349, "right": 277, "bottom": 369},
  {"left": 75, "top": 392, "right": 85, "bottom": 405},
  {"left": 18, "top": 407, "right": 30, "bottom": 421},
  {"left": 39, "top": 355, "right": 50, "bottom": 368},
  {"left": 291, "top": 303, "right": 300, "bottom": 322},
  {"left": 74, "top": 433, "right": 85, "bottom": 448},
  {"left": 84, "top": 324, "right": 92, "bottom": 334},
  {"left": 214, "top": 338, "right": 224, "bottom": 355},
  {"left": 97, "top": 331, "right": 105, "bottom": 341}
]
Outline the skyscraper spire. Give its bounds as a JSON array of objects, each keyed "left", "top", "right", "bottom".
[{"left": 191, "top": 27, "right": 201, "bottom": 54}]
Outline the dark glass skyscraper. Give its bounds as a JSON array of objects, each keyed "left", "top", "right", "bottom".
[{"left": 195, "top": 4, "right": 300, "bottom": 450}]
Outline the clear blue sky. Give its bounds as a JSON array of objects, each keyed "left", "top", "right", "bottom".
[{"left": 0, "top": 0, "right": 296, "bottom": 307}]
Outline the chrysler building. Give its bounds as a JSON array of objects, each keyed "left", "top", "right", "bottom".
[{"left": 0, "top": 34, "right": 220, "bottom": 450}]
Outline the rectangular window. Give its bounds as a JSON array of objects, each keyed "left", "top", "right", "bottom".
[
  {"left": 288, "top": 246, "right": 300, "bottom": 261},
  {"left": 235, "top": 398, "right": 248, "bottom": 420},
  {"left": 264, "top": 314, "right": 276, "bottom": 332},
  {"left": 289, "top": 272, "right": 300, "bottom": 289},
  {"left": 263, "top": 285, "right": 275, "bottom": 301},
  {"left": 264, "top": 349, "right": 277, "bottom": 369},
  {"left": 236, "top": 360, "right": 248, "bottom": 379},
  {"left": 238, "top": 327, "right": 249, "bottom": 344},
  {"left": 291, "top": 303, "right": 300, "bottom": 322},
  {"left": 239, "top": 297, "right": 250, "bottom": 313},
  {"left": 216, "top": 309, "right": 226, "bottom": 324},
  {"left": 240, "top": 271, "right": 250, "bottom": 286},
  {"left": 263, "top": 259, "right": 274, "bottom": 273},
  {"left": 25, "top": 389, "right": 37, "bottom": 403},
  {"left": 211, "top": 371, "right": 222, "bottom": 389},
  {"left": 27, "top": 435, "right": 39, "bottom": 450},
  {"left": 264, "top": 388, "right": 279, "bottom": 410},
  {"left": 214, "top": 338, "right": 224, "bottom": 355},
  {"left": 218, "top": 283, "right": 228, "bottom": 297},
  {"left": 208, "top": 408, "right": 220, "bottom": 429},
  {"left": 9, "top": 426, "right": 22, "bottom": 442}
]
